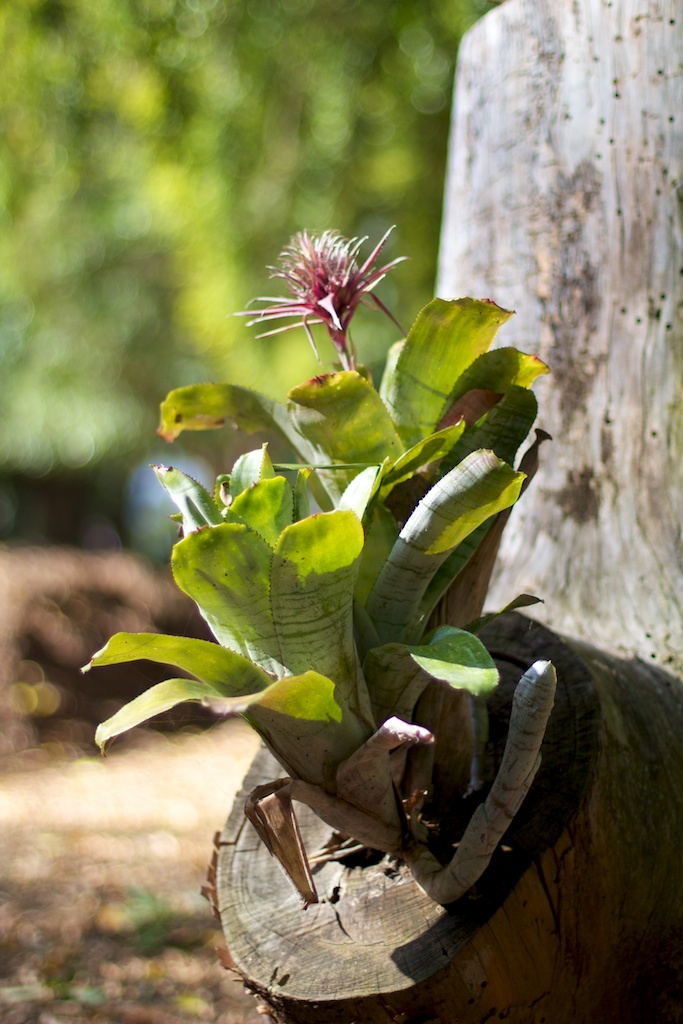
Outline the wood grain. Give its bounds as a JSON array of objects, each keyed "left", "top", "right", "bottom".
[{"left": 216, "top": 614, "right": 602, "bottom": 1021}]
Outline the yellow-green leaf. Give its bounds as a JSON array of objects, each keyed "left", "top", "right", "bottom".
[
  {"left": 95, "top": 678, "right": 225, "bottom": 752},
  {"left": 383, "top": 298, "right": 514, "bottom": 447},
  {"left": 85, "top": 631, "right": 272, "bottom": 692}
]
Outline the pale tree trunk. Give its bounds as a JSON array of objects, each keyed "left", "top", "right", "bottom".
[
  {"left": 438, "top": 0, "right": 683, "bottom": 673},
  {"left": 213, "top": 3, "right": 683, "bottom": 1020}
]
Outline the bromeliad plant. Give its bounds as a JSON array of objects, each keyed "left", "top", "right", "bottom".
[{"left": 85, "top": 230, "right": 556, "bottom": 907}]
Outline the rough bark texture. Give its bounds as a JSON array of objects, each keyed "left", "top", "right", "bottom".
[
  {"left": 438, "top": 0, "right": 683, "bottom": 673},
  {"left": 216, "top": 614, "right": 683, "bottom": 1024}
]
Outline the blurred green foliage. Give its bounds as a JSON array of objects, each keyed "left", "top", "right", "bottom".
[{"left": 0, "top": 0, "right": 497, "bottom": 544}]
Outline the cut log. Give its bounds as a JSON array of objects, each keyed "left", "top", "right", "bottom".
[
  {"left": 216, "top": 614, "right": 683, "bottom": 1023},
  {"left": 438, "top": 0, "right": 683, "bottom": 673}
]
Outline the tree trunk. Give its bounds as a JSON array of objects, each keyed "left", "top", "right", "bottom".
[
  {"left": 438, "top": 0, "right": 683, "bottom": 673},
  {"left": 216, "top": 614, "right": 683, "bottom": 1023}
]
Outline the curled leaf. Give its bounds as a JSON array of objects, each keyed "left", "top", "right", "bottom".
[
  {"left": 95, "top": 678, "right": 229, "bottom": 752},
  {"left": 365, "top": 450, "right": 525, "bottom": 643},
  {"left": 85, "top": 631, "right": 273, "bottom": 692},
  {"left": 153, "top": 466, "right": 223, "bottom": 533}
]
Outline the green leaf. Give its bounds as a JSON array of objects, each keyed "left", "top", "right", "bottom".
[
  {"left": 416, "top": 520, "right": 492, "bottom": 629},
  {"left": 287, "top": 371, "right": 404, "bottom": 502},
  {"left": 157, "top": 382, "right": 318, "bottom": 464},
  {"left": 171, "top": 522, "right": 284, "bottom": 676},
  {"left": 354, "top": 503, "right": 400, "bottom": 605},
  {"left": 406, "top": 625, "right": 499, "bottom": 697},
  {"left": 250, "top": 674, "right": 372, "bottom": 789},
  {"left": 270, "top": 511, "right": 369, "bottom": 718},
  {"left": 363, "top": 642, "right": 432, "bottom": 724},
  {"left": 365, "top": 450, "right": 525, "bottom": 643},
  {"left": 382, "top": 298, "right": 515, "bottom": 447},
  {"left": 225, "top": 475, "right": 294, "bottom": 546},
  {"left": 95, "top": 678, "right": 227, "bottom": 752},
  {"left": 338, "top": 463, "right": 385, "bottom": 522},
  {"left": 465, "top": 594, "right": 543, "bottom": 635},
  {"left": 405, "top": 451, "right": 524, "bottom": 558},
  {"left": 229, "top": 445, "right": 275, "bottom": 500},
  {"left": 214, "top": 671, "right": 373, "bottom": 789},
  {"left": 380, "top": 421, "right": 466, "bottom": 492},
  {"left": 215, "top": 474, "right": 231, "bottom": 510},
  {"left": 363, "top": 627, "right": 499, "bottom": 725},
  {"left": 152, "top": 465, "right": 223, "bottom": 534},
  {"left": 441, "top": 386, "right": 539, "bottom": 474},
  {"left": 352, "top": 599, "right": 381, "bottom": 664},
  {"left": 378, "top": 339, "right": 404, "bottom": 404},
  {"left": 444, "top": 347, "right": 549, "bottom": 409},
  {"left": 85, "top": 631, "right": 273, "bottom": 692},
  {"left": 293, "top": 468, "right": 312, "bottom": 521}
]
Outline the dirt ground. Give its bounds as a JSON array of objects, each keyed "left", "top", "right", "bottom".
[{"left": 0, "top": 721, "right": 264, "bottom": 1024}]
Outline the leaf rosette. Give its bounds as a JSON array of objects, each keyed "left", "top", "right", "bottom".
[{"left": 88, "top": 289, "right": 553, "bottom": 906}]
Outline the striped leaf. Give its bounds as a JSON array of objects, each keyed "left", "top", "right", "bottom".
[
  {"left": 171, "top": 522, "right": 284, "bottom": 676},
  {"left": 364, "top": 450, "right": 524, "bottom": 643},
  {"left": 270, "top": 511, "right": 370, "bottom": 720},
  {"left": 381, "top": 298, "right": 514, "bottom": 447},
  {"left": 287, "top": 371, "right": 404, "bottom": 502}
]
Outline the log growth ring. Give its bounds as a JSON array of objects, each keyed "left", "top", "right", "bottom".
[{"left": 216, "top": 614, "right": 600, "bottom": 1003}]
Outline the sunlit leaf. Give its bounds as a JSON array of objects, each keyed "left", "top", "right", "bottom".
[
  {"left": 158, "top": 383, "right": 317, "bottom": 465},
  {"left": 363, "top": 627, "right": 498, "bottom": 725},
  {"left": 382, "top": 298, "right": 514, "bottom": 447},
  {"left": 95, "top": 678, "right": 227, "bottom": 752},
  {"left": 445, "top": 347, "right": 549, "bottom": 409},
  {"left": 84, "top": 631, "right": 272, "bottom": 691},
  {"left": 229, "top": 444, "right": 275, "bottom": 500},
  {"left": 152, "top": 465, "right": 223, "bottom": 534},
  {"left": 225, "top": 475, "right": 294, "bottom": 546},
  {"left": 215, "top": 671, "right": 372, "bottom": 788},
  {"left": 287, "top": 371, "right": 404, "bottom": 502},
  {"left": 406, "top": 625, "right": 499, "bottom": 697},
  {"left": 338, "top": 463, "right": 385, "bottom": 522},
  {"left": 270, "top": 511, "right": 369, "bottom": 718},
  {"left": 171, "top": 522, "right": 284, "bottom": 676},
  {"left": 380, "top": 421, "right": 466, "bottom": 492}
]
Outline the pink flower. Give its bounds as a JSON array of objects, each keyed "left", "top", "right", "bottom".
[{"left": 241, "top": 228, "right": 405, "bottom": 370}]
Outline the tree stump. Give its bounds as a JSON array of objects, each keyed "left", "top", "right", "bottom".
[{"left": 216, "top": 615, "right": 683, "bottom": 1023}]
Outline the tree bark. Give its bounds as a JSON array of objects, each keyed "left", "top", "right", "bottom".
[
  {"left": 216, "top": 614, "right": 683, "bottom": 1023},
  {"left": 438, "top": 0, "right": 683, "bottom": 673}
]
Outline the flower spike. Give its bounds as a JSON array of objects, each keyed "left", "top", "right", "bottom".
[{"left": 240, "top": 228, "right": 406, "bottom": 370}]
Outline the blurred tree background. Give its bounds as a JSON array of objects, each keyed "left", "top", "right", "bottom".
[{"left": 0, "top": 0, "right": 498, "bottom": 558}]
